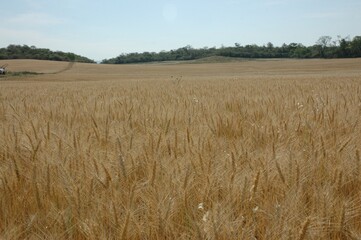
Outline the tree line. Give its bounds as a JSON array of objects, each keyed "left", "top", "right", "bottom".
[
  {"left": 0, "top": 45, "right": 95, "bottom": 63},
  {"left": 101, "top": 35, "right": 361, "bottom": 64}
]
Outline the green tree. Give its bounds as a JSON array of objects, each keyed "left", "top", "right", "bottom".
[
  {"left": 316, "top": 36, "right": 332, "bottom": 58},
  {"left": 350, "top": 36, "right": 361, "bottom": 57},
  {"left": 0, "top": 45, "right": 95, "bottom": 63},
  {"left": 338, "top": 38, "right": 350, "bottom": 57}
]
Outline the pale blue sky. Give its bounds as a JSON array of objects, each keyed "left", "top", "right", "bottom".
[{"left": 1, "top": 0, "right": 360, "bottom": 60}]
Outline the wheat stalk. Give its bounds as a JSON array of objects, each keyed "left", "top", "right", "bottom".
[
  {"left": 275, "top": 160, "right": 286, "bottom": 184},
  {"left": 298, "top": 218, "right": 310, "bottom": 240}
]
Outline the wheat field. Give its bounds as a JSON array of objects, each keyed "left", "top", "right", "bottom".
[{"left": 1, "top": 59, "right": 361, "bottom": 239}]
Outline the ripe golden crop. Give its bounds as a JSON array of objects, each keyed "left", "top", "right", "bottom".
[{"left": 1, "top": 59, "right": 361, "bottom": 239}]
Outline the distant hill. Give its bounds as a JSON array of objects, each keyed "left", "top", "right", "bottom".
[
  {"left": 102, "top": 35, "right": 361, "bottom": 64},
  {"left": 0, "top": 45, "right": 95, "bottom": 63}
]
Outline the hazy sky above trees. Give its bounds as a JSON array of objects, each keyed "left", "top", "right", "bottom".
[{"left": 1, "top": 0, "right": 360, "bottom": 60}]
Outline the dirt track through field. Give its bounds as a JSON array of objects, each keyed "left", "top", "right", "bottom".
[{"left": 52, "top": 61, "right": 75, "bottom": 74}]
